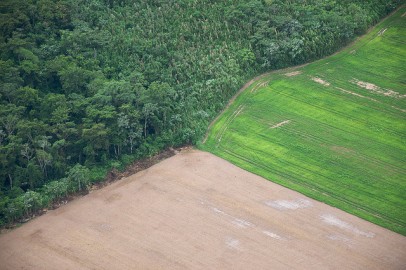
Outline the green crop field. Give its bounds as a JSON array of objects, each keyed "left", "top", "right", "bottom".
[{"left": 201, "top": 7, "right": 406, "bottom": 235}]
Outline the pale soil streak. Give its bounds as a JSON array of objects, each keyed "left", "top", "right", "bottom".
[
  {"left": 334, "top": 87, "right": 406, "bottom": 113},
  {"left": 270, "top": 120, "right": 290, "bottom": 129},
  {"left": 250, "top": 80, "right": 269, "bottom": 93},
  {"left": 335, "top": 87, "right": 378, "bottom": 102},
  {"left": 265, "top": 198, "right": 312, "bottom": 210},
  {"left": 350, "top": 79, "right": 404, "bottom": 98},
  {"left": 392, "top": 106, "right": 406, "bottom": 113},
  {"left": 377, "top": 28, "right": 388, "bottom": 36},
  {"left": 262, "top": 230, "right": 284, "bottom": 240},
  {"left": 321, "top": 214, "right": 375, "bottom": 238},
  {"left": 0, "top": 149, "right": 405, "bottom": 270},
  {"left": 202, "top": 200, "right": 288, "bottom": 240},
  {"left": 284, "top": 71, "right": 302, "bottom": 77},
  {"left": 311, "top": 77, "right": 330, "bottom": 86},
  {"left": 216, "top": 105, "right": 244, "bottom": 143}
]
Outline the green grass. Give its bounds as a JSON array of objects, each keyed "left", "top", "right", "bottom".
[{"left": 200, "top": 7, "right": 406, "bottom": 235}]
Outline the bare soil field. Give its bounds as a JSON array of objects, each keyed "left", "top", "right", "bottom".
[{"left": 0, "top": 149, "right": 405, "bottom": 269}]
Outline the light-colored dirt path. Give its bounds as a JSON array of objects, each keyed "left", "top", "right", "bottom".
[{"left": 0, "top": 149, "right": 405, "bottom": 269}]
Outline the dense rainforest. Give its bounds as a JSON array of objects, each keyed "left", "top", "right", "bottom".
[{"left": 0, "top": 0, "right": 401, "bottom": 226}]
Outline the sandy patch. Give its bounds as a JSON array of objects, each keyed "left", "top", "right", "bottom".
[
  {"left": 321, "top": 214, "right": 375, "bottom": 238},
  {"left": 262, "top": 230, "right": 284, "bottom": 240},
  {"left": 232, "top": 218, "right": 253, "bottom": 228},
  {"left": 350, "top": 79, "right": 403, "bottom": 98},
  {"left": 384, "top": 90, "right": 405, "bottom": 97},
  {"left": 284, "top": 71, "right": 302, "bottom": 77},
  {"left": 0, "top": 150, "right": 404, "bottom": 270},
  {"left": 265, "top": 198, "right": 313, "bottom": 210},
  {"left": 352, "top": 80, "right": 380, "bottom": 91},
  {"left": 226, "top": 238, "right": 241, "bottom": 250},
  {"left": 311, "top": 77, "right": 330, "bottom": 86}
]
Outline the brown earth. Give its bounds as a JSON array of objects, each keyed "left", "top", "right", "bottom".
[{"left": 0, "top": 149, "right": 405, "bottom": 269}]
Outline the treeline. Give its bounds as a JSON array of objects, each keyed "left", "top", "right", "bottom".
[{"left": 0, "top": 0, "right": 401, "bottom": 226}]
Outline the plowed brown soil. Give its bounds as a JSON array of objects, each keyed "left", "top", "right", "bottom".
[{"left": 0, "top": 149, "right": 405, "bottom": 269}]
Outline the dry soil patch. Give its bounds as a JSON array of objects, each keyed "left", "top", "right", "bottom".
[
  {"left": 311, "top": 77, "right": 330, "bottom": 86},
  {"left": 0, "top": 149, "right": 405, "bottom": 270},
  {"left": 284, "top": 71, "right": 302, "bottom": 77}
]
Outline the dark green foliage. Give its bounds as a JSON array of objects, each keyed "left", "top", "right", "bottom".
[
  {"left": 42, "top": 179, "right": 68, "bottom": 202},
  {"left": 66, "top": 164, "right": 90, "bottom": 192},
  {"left": 0, "top": 0, "right": 402, "bottom": 226}
]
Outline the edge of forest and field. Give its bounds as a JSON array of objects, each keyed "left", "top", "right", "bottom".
[
  {"left": 200, "top": 6, "right": 406, "bottom": 235},
  {"left": 0, "top": 146, "right": 188, "bottom": 233},
  {"left": 3, "top": 5, "right": 404, "bottom": 234},
  {"left": 0, "top": 1, "right": 403, "bottom": 231},
  {"left": 201, "top": 5, "right": 403, "bottom": 145}
]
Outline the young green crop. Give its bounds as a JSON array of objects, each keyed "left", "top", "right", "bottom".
[{"left": 201, "top": 7, "right": 406, "bottom": 235}]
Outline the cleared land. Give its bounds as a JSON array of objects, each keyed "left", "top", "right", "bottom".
[
  {"left": 0, "top": 149, "right": 405, "bottom": 269},
  {"left": 202, "top": 7, "right": 406, "bottom": 235}
]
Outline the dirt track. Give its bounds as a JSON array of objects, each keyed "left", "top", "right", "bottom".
[{"left": 0, "top": 149, "right": 405, "bottom": 269}]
